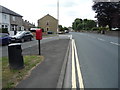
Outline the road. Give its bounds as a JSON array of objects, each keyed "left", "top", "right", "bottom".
[
  {"left": 71, "top": 32, "right": 119, "bottom": 88},
  {"left": 0, "top": 35, "right": 70, "bottom": 57},
  {"left": 1, "top": 32, "right": 119, "bottom": 88}
]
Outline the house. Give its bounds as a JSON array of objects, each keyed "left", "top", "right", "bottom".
[
  {"left": 23, "top": 20, "right": 35, "bottom": 31},
  {"left": 0, "top": 5, "right": 10, "bottom": 31},
  {"left": 38, "top": 14, "right": 58, "bottom": 33},
  {"left": 0, "top": 5, "right": 24, "bottom": 35}
]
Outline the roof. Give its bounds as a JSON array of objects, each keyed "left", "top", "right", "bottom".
[
  {"left": 0, "top": 5, "right": 22, "bottom": 17},
  {"left": 38, "top": 14, "right": 58, "bottom": 21}
]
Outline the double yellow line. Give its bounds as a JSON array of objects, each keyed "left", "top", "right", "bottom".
[{"left": 72, "top": 39, "right": 84, "bottom": 89}]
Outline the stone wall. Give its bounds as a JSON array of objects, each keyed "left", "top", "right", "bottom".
[
  {"left": 82, "top": 30, "right": 120, "bottom": 37},
  {"left": 105, "top": 31, "right": 120, "bottom": 37}
]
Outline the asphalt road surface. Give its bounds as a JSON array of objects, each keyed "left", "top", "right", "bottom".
[
  {"left": 0, "top": 35, "right": 70, "bottom": 57},
  {"left": 71, "top": 32, "right": 119, "bottom": 88}
]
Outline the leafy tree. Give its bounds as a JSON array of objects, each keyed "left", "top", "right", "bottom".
[
  {"left": 58, "top": 25, "right": 64, "bottom": 31},
  {"left": 72, "top": 18, "right": 96, "bottom": 31},
  {"left": 72, "top": 18, "right": 82, "bottom": 31},
  {"left": 63, "top": 27, "right": 69, "bottom": 30},
  {"left": 58, "top": 25, "right": 69, "bottom": 32},
  {"left": 92, "top": 2, "right": 120, "bottom": 30},
  {"left": 76, "top": 24, "right": 83, "bottom": 31},
  {"left": 72, "top": 22, "right": 76, "bottom": 31},
  {"left": 84, "top": 20, "right": 96, "bottom": 30}
]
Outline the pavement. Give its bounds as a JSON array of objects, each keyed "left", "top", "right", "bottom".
[
  {"left": 1, "top": 35, "right": 70, "bottom": 57},
  {"left": 16, "top": 39, "right": 70, "bottom": 88}
]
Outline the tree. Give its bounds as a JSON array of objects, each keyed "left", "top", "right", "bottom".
[
  {"left": 83, "top": 19, "right": 96, "bottom": 30},
  {"left": 63, "top": 27, "right": 69, "bottom": 30},
  {"left": 77, "top": 24, "right": 83, "bottom": 31},
  {"left": 58, "top": 25, "right": 64, "bottom": 31},
  {"left": 72, "top": 18, "right": 96, "bottom": 31},
  {"left": 92, "top": 2, "right": 120, "bottom": 30},
  {"left": 58, "top": 25, "right": 69, "bottom": 32},
  {"left": 72, "top": 18, "right": 82, "bottom": 31}
]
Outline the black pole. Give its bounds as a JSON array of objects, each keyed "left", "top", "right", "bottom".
[{"left": 38, "top": 40, "right": 41, "bottom": 55}]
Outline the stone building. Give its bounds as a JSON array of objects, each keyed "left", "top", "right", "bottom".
[{"left": 38, "top": 14, "right": 58, "bottom": 33}]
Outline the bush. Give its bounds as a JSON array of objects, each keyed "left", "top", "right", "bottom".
[
  {"left": 91, "top": 27, "right": 100, "bottom": 31},
  {"left": 0, "top": 28, "right": 8, "bottom": 33},
  {"left": 99, "top": 27, "right": 109, "bottom": 31},
  {"left": 92, "top": 27, "right": 109, "bottom": 31}
]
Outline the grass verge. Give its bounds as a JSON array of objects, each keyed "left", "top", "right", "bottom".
[{"left": 1, "top": 55, "right": 44, "bottom": 89}]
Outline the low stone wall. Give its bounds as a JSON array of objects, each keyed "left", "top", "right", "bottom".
[
  {"left": 105, "top": 31, "right": 120, "bottom": 37},
  {"left": 81, "top": 30, "right": 120, "bottom": 37}
]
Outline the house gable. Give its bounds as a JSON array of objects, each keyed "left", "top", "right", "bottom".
[
  {"left": 38, "top": 14, "right": 58, "bottom": 33},
  {"left": 38, "top": 14, "right": 58, "bottom": 21}
]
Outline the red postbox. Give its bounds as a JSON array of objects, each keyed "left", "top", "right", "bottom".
[{"left": 36, "top": 29, "right": 42, "bottom": 40}]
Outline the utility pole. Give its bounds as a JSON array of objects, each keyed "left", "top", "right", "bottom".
[{"left": 57, "top": 0, "right": 59, "bottom": 34}]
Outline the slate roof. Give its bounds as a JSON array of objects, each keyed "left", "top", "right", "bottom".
[{"left": 0, "top": 5, "right": 22, "bottom": 17}]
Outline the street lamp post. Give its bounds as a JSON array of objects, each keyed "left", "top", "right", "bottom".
[{"left": 57, "top": 0, "right": 59, "bottom": 34}]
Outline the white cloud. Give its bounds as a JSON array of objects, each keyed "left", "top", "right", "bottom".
[{"left": 0, "top": 0, "right": 96, "bottom": 27}]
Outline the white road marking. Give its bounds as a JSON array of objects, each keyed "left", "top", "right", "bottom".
[
  {"left": 110, "top": 42, "right": 120, "bottom": 46},
  {"left": 73, "top": 40, "right": 84, "bottom": 89},
  {"left": 72, "top": 39, "right": 77, "bottom": 88},
  {"left": 97, "top": 38, "right": 105, "bottom": 41}
]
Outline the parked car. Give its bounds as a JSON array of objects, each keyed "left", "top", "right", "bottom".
[
  {"left": 11, "top": 31, "right": 33, "bottom": 43},
  {"left": 65, "top": 30, "right": 69, "bottom": 33},
  {"left": 0, "top": 33, "right": 11, "bottom": 45},
  {"left": 47, "top": 31, "right": 53, "bottom": 34},
  {"left": 111, "top": 28, "right": 120, "bottom": 31},
  {"left": 58, "top": 31, "right": 64, "bottom": 34}
]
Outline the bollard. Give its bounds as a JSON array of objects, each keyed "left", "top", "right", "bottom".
[{"left": 8, "top": 43, "right": 24, "bottom": 70}]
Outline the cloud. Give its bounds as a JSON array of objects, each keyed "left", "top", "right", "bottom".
[
  {"left": 0, "top": 0, "right": 96, "bottom": 27},
  {"left": 60, "top": 1, "right": 78, "bottom": 7}
]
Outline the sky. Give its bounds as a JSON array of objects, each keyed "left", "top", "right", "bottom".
[{"left": 0, "top": 0, "right": 96, "bottom": 27}]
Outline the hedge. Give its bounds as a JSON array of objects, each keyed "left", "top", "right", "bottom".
[
  {"left": 91, "top": 27, "right": 109, "bottom": 31},
  {"left": 0, "top": 28, "right": 9, "bottom": 33}
]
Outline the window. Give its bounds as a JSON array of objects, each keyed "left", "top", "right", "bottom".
[
  {"left": 46, "top": 28, "right": 49, "bottom": 31},
  {"left": 12, "top": 16, "right": 15, "bottom": 21},
  {"left": 4, "top": 14, "right": 7, "bottom": 19},
  {"left": 46, "top": 22, "right": 49, "bottom": 25},
  {"left": 2, "top": 25, "right": 4, "bottom": 28},
  {"left": 46, "top": 21, "right": 49, "bottom": 25}
]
